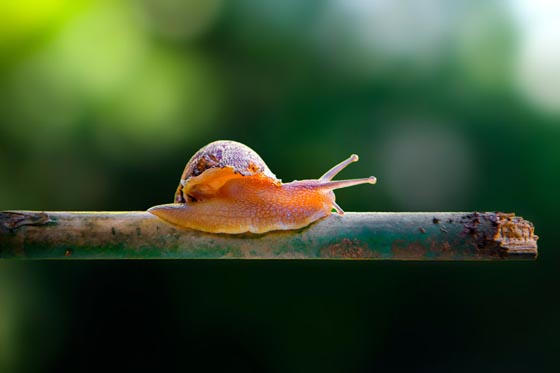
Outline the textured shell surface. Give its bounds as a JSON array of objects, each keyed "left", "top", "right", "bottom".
[
  {"left": 175, "top": 140, "right": 278, "bottom": 203},
  {"left": 181, "top": 140, "right": 277, "bottom": 180}
]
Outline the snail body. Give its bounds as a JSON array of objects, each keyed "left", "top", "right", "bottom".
[{"left": 148, "top": 140, "right": 376, "bottom": 234}]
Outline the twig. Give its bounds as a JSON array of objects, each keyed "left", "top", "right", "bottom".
[{"left": 0, "top": 211, "right": 538, "bottom": 260}]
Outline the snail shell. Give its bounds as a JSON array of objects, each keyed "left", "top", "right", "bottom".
[{"left": 175, "top": 140, "right": 277, "bottom": 203}]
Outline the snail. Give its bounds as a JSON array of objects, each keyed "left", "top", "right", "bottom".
[{"left": 148, "top": 140, "right": 376, "bottom": 234}]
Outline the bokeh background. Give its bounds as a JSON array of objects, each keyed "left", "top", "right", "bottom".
[{"left": 1, "top": 0, "right": 559, "bottom": 372}]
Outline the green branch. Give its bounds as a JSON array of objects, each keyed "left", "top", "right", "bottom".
[{"left": 0, "top": 211, "right": 538, "bottom": 260}]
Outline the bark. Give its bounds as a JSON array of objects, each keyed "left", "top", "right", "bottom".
[{"left": 0, "top": 211, "right": 538, "bottom": 260}]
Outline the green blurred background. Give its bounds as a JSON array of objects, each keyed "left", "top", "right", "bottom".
[{"left": 1, "top": 0, "right": 559, "bottom": 372}]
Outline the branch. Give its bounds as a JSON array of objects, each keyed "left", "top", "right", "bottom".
[{"left": 0, "top": 211, "right": 538, "bottom": 260}]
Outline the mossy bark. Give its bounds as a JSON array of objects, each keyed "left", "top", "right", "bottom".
[{"left": 0, "top": 211, "right": 538, "bottom": 260}]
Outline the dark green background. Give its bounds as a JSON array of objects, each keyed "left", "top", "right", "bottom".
[{"left": 1, "top": 1, "right": 558, "bottom": 372}]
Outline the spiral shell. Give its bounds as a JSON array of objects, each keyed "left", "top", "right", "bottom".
[{"left": 174, "top": 140, "right": 277, "bottom": 203}]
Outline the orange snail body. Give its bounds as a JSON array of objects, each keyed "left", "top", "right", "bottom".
[{"left": 148, "top": 140, "right": 376, "bottom": 234}]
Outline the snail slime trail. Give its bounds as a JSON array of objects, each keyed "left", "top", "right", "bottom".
[{"left": 148, "top": 140, "right": 377, "bottom": 234}]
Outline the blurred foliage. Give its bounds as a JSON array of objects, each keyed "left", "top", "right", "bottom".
[{"left": 0, "top": 0, "right": 559, "bottom": 372}]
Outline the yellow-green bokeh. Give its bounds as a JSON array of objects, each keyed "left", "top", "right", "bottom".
[{"left": 0, "top": 1, "right": 559, "bottom": 372}]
